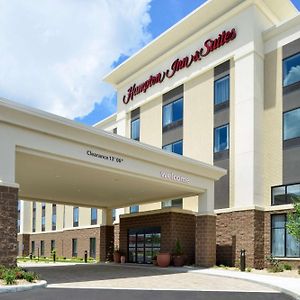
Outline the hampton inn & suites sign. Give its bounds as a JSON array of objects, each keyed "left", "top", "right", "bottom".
[{"left": 122, "top": 28, "right": 237, "bottom": 104}]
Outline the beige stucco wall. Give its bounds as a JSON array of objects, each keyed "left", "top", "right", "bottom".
[
  {"left": 138, "top": 95, "right": 163, "bottom": 212},
  {"left": 182, "top": 69, "right": 214, "bottom": 212},
  {"left": 229, "top": 59, "right": 235, "bottom": 208},
  {"left": 263, "top": 48, "right": 283, "bottom": 206}
]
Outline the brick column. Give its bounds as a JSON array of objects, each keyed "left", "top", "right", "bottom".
[
  {"left": 195, "top": 214, "right": 216, "bottom": 267},
  {"left": 18, "top": 234, "right": 30, "bottom": 257},
  {"left": 99, "top": 225, "right": 114, "bottom": 262},
  {"left": 0, "top": 185, "right": 18, "bottom": 267}
]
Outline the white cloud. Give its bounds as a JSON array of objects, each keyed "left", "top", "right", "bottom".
[{"left": 0, "top": 0, "right": 152, "bottom": 119}]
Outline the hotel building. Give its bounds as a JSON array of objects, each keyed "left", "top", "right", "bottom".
[{"left": 11, "top": 0, "right": 300, "bottom": 268}]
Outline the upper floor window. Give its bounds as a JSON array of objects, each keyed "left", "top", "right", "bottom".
[
  {"left": 163, "top": 98, "right": 183, "bottom": 128},
  {"left": 162, "top": 140, "right": 183, "bottom": 155},
  {"left": 73, "top": 207, "right": 79, "bottom": 227},
  {"left": 284, "top": 108, "right": 300, "bottom": 141},
  {"left": 130, "top": 205, "right": 139, "bottom": 214},
  {"left": 272, "top": 183, "right": 300, "bottom": 205},
  {"left": 131, "top": 118, "right": 140, "bottom": 141},
  {"left": 162, "top": 199, "right": 182, "bottom": 209},
  {"left": 283, "top": 52, "right": 300, "bottom": 87},
  {"left": 41, "top": 202, "right": 46, "bottom": 232},
  {"left": 112, "top": 208, "right": 116, "bottom": 222},
  {"left": 91, "top": 208, "right": 97, "bottom": 225},
  {"left": 52, "top": 204, "right": 56, "bottom": 231},
  {"left": 214, "top": 75, "right": 229, "bottom": 105},
  {"left": 214, "top": 124, "right": 229, "bottom": 153},
  {"left": 32, "top": 202, "right": 36, "bottom": 233}
]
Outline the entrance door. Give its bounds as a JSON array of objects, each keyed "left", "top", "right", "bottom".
[{"left": 128, "top": 227, "right": 161, "bottom": 264}]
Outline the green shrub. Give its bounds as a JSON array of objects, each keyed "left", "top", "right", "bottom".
[
  {"left": 23, "top": 271, "right": 38, "bottom": 283},
  {"left": 266, "top": 255, "right": 284, "bottom": 273},
  {"left": 283, "top": 264, "right": 292, "bottom": 271},
  {"left": 3, "top": 270, "right": 16, "bottom": 285},
  {"left": 246, "top": 267, "right": 252, "bottom": 272}
]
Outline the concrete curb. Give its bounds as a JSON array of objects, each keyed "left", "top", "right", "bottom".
[
  {"left": 0, "top": 280, "right": 47, "bottom": 294},
  {"left": 190, "top": 270, "right": 300, "bottom": 300}
]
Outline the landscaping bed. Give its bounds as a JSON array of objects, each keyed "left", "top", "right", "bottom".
[{"left": 0, "top": 265, "right": 39, "bottom": 286}]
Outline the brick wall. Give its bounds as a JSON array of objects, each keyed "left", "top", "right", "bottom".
[
  {"left": 0, "top": 185, "right": 18, "bottom": 267},
  {"left": 114, "top": 223, "right": 120, "bottom": 249},
  {"left": 120, "top": 211, "right": 196, "bottom": 264},
  {"left": 17, "top": 234, "right": 30, "bottom": 256},
  {"left": 99, "top": 225, "right": 114, "bottom": 262},
  {"left": 28, "top": 227, "right": 101, "bottom": 259},
  {"left": 216, "top": 209, "right": 265, "bottom": 269},
  {"left": 195, "top": 215, "right": 216, "bottom": 267}
]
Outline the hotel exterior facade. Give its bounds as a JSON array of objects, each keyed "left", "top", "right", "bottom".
[{"left": 15, "top": 0, "right": 300, "bottom": 268}]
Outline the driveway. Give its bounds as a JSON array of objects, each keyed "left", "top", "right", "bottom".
[{"left": 0, "top": 264, "right": 294, "bottom": 300}]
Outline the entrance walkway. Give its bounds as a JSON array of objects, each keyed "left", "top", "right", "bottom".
[{"left": 20, "top": 263, "right": 278, "bottom": 292}]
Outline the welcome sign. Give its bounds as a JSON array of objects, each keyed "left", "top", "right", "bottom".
[{"left": 122, "top": 28, "right": 237, "bottom": 104}]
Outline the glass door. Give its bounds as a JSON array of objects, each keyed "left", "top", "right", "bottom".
[{"left": 128, "top": 227, "right": 161, "bottom": 264}]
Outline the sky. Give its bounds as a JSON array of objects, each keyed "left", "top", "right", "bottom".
[{"left": 0, "top": 0, "right": 299, "bottom": 126}]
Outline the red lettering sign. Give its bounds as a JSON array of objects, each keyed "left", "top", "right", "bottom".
[{"left": 122, "top": 28, "right": 237, "bottom": 104}]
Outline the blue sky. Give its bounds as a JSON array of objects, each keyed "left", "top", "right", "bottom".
[
  {"left": 76, "top": 0, "right": 300, "bottom": 126},
  {"left": 75, "top": 0, "right": 208, "bottom": 126},
  {"left": 0, "top": 0, "right": 299, "bottom": 126}
]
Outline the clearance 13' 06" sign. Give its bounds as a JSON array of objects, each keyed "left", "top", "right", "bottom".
[{"left": 122, "top": 28, "right": 236, "bottom": 104}]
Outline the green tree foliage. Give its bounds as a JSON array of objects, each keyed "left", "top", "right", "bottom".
[{"left": 286, "top": 197, "right": 300, "bottom": 243}]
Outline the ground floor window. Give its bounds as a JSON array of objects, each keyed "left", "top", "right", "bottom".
[
  {"left": 51, "top": 240, "right": 56, "bottom": 253},
  {"left": 72, "top": 238, "right": 78, "bottom": 257},
  {"left": 40, "top": 240, "right": 45, "bottom": 257},
  {"left": 128, "top": 227, "right": 161, "bottom": 264},
  {"left": 271, "top": 214, "right": 300, "bottom": 257},
  {"left": 90, "top": 238, "right": 96, "bottom": 258},
  {"left": 31, "top": 241, "right": 35, "bottom": 256}
]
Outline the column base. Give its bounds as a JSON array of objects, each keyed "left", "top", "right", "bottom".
[
  {"left": 99, "top": 225, "right": 114, "bottom": 262},
  {"left": 18, "top": 234, "right": 30, "bottom": 257},
  {"left": 0, "top": 185, "right": 18, "bottom": 267},
  {"left": 195, "top": 214, "right": 216, "bottom": 267}
]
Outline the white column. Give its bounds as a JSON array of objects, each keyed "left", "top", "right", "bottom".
[
  {"left": 0, "top": 128, "right": 16, "bottom": 184},
  {"left": 197, "top": 181, "right": 214, "bottom": 214},
  {"left": 233, "top": 50, "right": 264, "bottom": 207}
]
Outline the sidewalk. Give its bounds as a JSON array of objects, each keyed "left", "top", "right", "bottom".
[{"left": 191, "top": 268, "right": 300, "bottom": 300}]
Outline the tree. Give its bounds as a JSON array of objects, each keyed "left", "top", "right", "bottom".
[{"left": 286, "top": 197, "right": 300, "bottom": 243}]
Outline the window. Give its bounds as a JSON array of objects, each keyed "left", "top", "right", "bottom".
[
  {"left": 72, "top": 238, "right": 78, "bottom": 257},
  {"left": 17, "top": 201, "right": 21, "bottom": 233},
  {"left": 214, "top": 124, "right": 229, "bottom": 153},
  {"left": 214, "top": 75, "right": 229, "bottom": 105},
  {"left": 112, "top": 208, "right": 116, "bottom": 222},
  {"left": 284, "top": 108, "right": 300, "bottom": 141},
  {"left": 161, "top": 199, "right": 183, "bottom": 209},
  {"left": 162, "top": 98, "right": 183, "bottom": 128},
  {"left": 283, "top": 52, "right": 300, "bottom": 87},
  {"left": 162, "top": 140, "right": 183, "bottom": 155},
  {"left": 272, "top": 183, "right": 300, "bottom": 205},
  {"left": 31, "top": 241, "right": 35, "bottom": 256},
  {"left": 113, "top": 127, "right": 117, "bottom": 134},
  {"left": 130, "top": 205, "right": 139, "bottom": 213},
  {"left": 91, "top": 208, "right": 97, "bottom": 225},
  {"left": 51, "top": 240, "right": 56, "bottom": 253},
  {"left": 40, "top": 240, "right": 45, "bottom": 256},
  {"left": 41, "top": 202, "right": 46, "bottom": 232},
  {"left": 272, "top": 214, "right": 300, "bottom": 257},
  {"left": 131, "top": 118, "right": 140, "bottom": 141},
  {"left": 52, "top": 204, "right": 56, "bottom": 231},
  {"left": 73, "top": 207, "right": 79, "bottom": 227},
  {"left": 32, "top": 202, "right": 36, "bottom": 232},
  {"left": 90, "top": 238, "right": 96, "bottom": 258}
]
